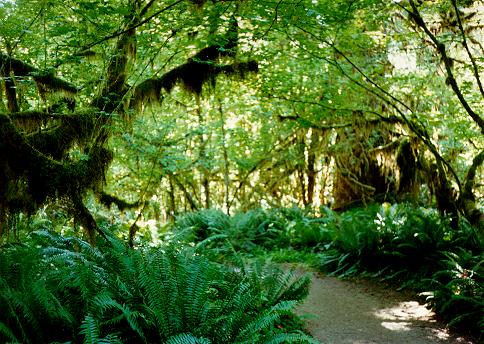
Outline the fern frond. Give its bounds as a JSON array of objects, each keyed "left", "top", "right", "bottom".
[
  {"left": 181, "top": 258, "right": 212, "bottom": 328},
  {"left": 0, "top": 320, "right": 19, "bottom": 343},
  {"left": 119, "top": 305, "right": 146, "bottom": 342},
  {"left": 98, "top": 295, "right": 147, "bottom": 342},
  {"left": 236, "top": 300, "right": 297, "bottom": 341},
  {"left": 166, "top": 333, "right": 211, "bottom": 344},
  {"left": 195, "top": 234, "right": 229, "bottom": 251},
  {"left": 7, "top": 289, "right": 41, "bottom": 342},
  {"left": 138, "top": 251, "right": 181, "bottom": 338},
  {"left": 278, "top": 273, "right": 311, "bottom": 303},
  {"left": 212, "top": 281, "right": 256, "bottom": 338},
  {"left": 31, "top": 277, "right": 74, "bottom": 324},
  {"left": 235, "top": 311, "right": 279, "bottom": 341},
  {"left": 97, "top": 334, "right": 123, "bottom": 344},
  {"left": 93, "top": 292, "right": 119, "bottom": 312},
  {"left": 80, "top": 314, "right": 100, "bottom": 344}
]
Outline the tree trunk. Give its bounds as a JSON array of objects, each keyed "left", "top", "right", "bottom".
[
  {"left": 4, "top": 77, "right": 19, "bottom": 113},
  {"left": 167, "top": 175, "right": 176, "bottom": 221},
  {"left": 459, "top": 149, "right": 484, "bottom": 232},
  {"left": 218, "top": 99, "right": 231, "bottom": 214},
  {"left": 196, "top": 97, "right": 211, "bottom": 208},
  {"left": 307, "top": 129, "right": 319, "bottom": 205}
]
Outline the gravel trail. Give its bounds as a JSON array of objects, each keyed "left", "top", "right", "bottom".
[{"left": 297, "top": 273, "right": 476, "bottom": 344}]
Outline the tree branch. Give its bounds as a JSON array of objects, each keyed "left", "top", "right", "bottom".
[
  {"left": 407, "top": 0, "right": 484, "bottom": 133},
  {"left": 451, "top": 0, "right": 484, "bottom": 98},
  {"left": 0, "top": 53, "right": 79, "bottom": 94},
  {"left": 79, "top": 0, "right": 184, "bottom": 52},
  {"left": 267, "top": 94, "right": 401, "bottom": 124}
]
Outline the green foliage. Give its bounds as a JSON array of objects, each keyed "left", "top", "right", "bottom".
[
  {"left": 174, "top": 208, "right": 232, "bottom": 241},
  {"left": 173, "top": 204, "right": 483, "bottom": 339},
  {"left": 0, "top": 221, "right": 315, "bottom": 343},
  {"left": 172, "top": 207, "right": 328, "bottom": 258},
  {"left": 314, "top": 203, "right": 483, "bottom": 340},
  {"left": 319, "top": 204, "right": 482, "bottom": 279},
  {"left": 424, "top": 249, "right": 484, "bottom": 337}
]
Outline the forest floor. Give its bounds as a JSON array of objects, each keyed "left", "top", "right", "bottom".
[{"left": 296, "top": 271, "right": 476, "bottom": 344}]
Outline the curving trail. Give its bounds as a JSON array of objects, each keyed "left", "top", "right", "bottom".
[{"left": 296, "top": 273, "right": 475, "bottom": 344}]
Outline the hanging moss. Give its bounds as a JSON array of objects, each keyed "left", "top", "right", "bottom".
[
  {"left": 133, "top": 48, "right": 258, "bottom": 109},
  {"left": 0, "top": 54, "right": 79, "bottom": 95},
  {"left": 99, "top": 192, "right": 141, "bottom": 211},
  {"left": 0, "top": 53, "right": 36, "bottom": 76},
  {"left": 0, "top": 113, "right": 113, "bottom": 242},
  {"left": 33, "top": 73, "right": 79, "bottom": 96},
  {"left": 0, "top": 18, "right": 137, "bottom": 244},
  {"left": 332, "top": 120, "right": 403, "bottom": 209},
  {"left": 7, "top": 109, "right": 102, "bottom": 160},
  {"left": 133, "top": 78, "right": 164, "bottom": 110},
  {"left": 0, "top": 11, "right": 258, "bottom": 243}
]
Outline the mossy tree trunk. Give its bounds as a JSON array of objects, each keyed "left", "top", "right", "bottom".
[{"left": 1, "top": 0, "right": 258, "bottom": 243}]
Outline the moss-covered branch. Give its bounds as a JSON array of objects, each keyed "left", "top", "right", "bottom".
[
  {"left": 5, "top": 110, "right": 101, "bottom": 159},
  {"left": 406, "top": 0, "right": 484, "bottom": 134},
  {"left": 133, "top": 13, "right": 254, "bottom": 109},
  {"left": 133, "top": 45, "right": 257, "bottom": 109},
  {"left": 0, "top": 53, "right": 79, "bottom": 95},
  {"left": 99, "top": 192, "right": 141, "bottom": 211},
  {"left": 0, "top": 113, "right": 112, "bottom": 242}
]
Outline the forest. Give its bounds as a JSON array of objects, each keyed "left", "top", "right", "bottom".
[{"left": 0, "top": 0, "right": 483, "bottom": 342}]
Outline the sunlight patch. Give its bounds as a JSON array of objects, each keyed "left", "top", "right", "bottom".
[
  {"left": 374, "top": 301, "right": 434, "bottom": 321},
  {"left": 429, "top": 328, "right": 450, "bottom": 340},
  {"left": 381, "top": 321, "right": 411, "bottom": 331}
]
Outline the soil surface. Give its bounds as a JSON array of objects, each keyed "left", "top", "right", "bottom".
[{"left": 296, "top": 272, "right": 476, "bottom": 344}]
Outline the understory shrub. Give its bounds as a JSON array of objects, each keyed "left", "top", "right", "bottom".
[
  {"left": 172, "top": 207, "right": 329, "bottom": 257},
  {"left": 317, "top": 203, "right": 483, "bottom": 339},
  {"left": 424, "top": 248, "right": 483, "bottom": 337},
  {"left": 173, "top": 204, "right": 483, "bottom": 339},
  {"left": 0, "top": 226, "right": 316, "bottom": 343}
]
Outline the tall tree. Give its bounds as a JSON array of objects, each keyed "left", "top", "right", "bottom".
[{"left": 0, "top": 0, "right": 258, "bottom": 243}]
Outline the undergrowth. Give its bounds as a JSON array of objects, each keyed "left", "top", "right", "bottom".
[
  {"left": 2, "top": 203, "right": 482, "bottom": 342},
  {"left": 172, "top": 204, "right": 483, "bottom": 340},
  {"left": 321, "top": 204, "right": 482, "bottom": 339},
  {"left": 0, "top": 222, "right": 316, "bottom": 343}
]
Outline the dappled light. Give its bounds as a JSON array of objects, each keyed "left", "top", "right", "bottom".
[
  {"left": 380, "top": 321, "right": 412, "bottom": 332},
  {"left": 375, "top": 301, "right": 434, "bottom": 322},
  {"left": 299, "top": 275, "right": 474, "bottom": 343},
  {"left": 0, "top": 0, "right": 483, "bottom": 342}
]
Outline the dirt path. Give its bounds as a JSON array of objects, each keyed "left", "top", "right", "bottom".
[{"left": 297, "top": 273, "right": 475, "bottom": 344}]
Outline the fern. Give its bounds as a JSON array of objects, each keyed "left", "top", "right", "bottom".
[
  {"left": 0, "top": 321, "right": 19, "bottom": 343},
  {"left": 139, "top": 250, "right": 182, "bottom": 338},
  {"left": 80, "top": 314, "right": 99, "bottom": 344},
  {"left": 211, "top": 281, "right": 257, "bottom": 340},
  {"left": 235, "top": 301, "right": 296, "bottom": 341},
  {"left": 0, "top": 222, "right": 316, "bottom": 343},
  {"left": 243, "top": 260, "right": 311, "bottom": 307},
  {"left": 166, "top": 333, "right": 211, "bottom": 344}
]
